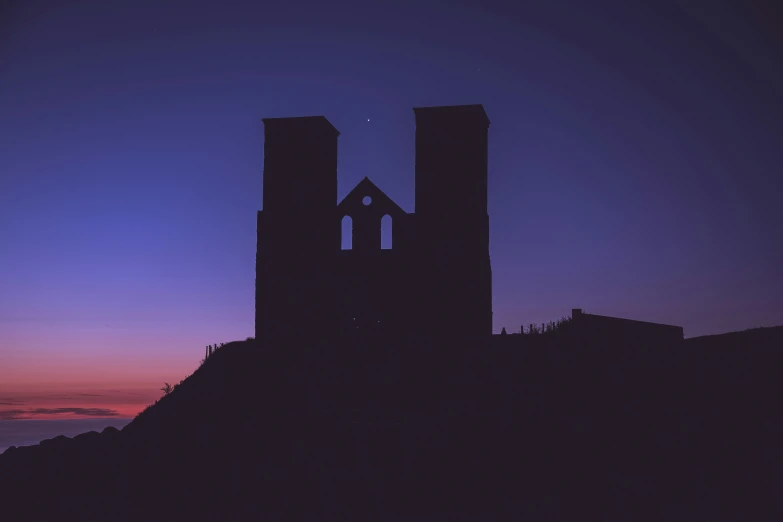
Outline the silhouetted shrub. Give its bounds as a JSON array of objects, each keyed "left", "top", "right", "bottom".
[{"left": 522, "top": 316, "right": 572, "bottom": 335}]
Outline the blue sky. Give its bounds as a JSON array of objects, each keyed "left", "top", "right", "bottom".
[{"left": 0, "top": 0, "right": 781, "bottom": 436}]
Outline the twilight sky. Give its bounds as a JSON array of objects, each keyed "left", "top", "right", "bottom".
[{"left": 1, "top": 0, "right": 782, "bottom": 428}]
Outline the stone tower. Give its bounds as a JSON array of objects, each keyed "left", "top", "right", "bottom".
[
  {"left": 412, "top": 105, "right": 492, "bottom": 337},
  {"left": 255, "top": 116, "right": 340, "bottom": 341}
]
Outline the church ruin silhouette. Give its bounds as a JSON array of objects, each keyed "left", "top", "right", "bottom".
[{"left": 255, "top": 104, "right": 492, "bottom": 340}]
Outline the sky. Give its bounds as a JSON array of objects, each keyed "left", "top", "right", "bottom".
[{"left": 1, "top": 0, "right": 782, "bottom": 437}]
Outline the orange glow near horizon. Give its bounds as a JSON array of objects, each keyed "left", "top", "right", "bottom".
[
  {"left": 0, "top": 386, "right": 159, "bottom": 420},
  {"left": 0, "top": 328, "right": 223, "bottom": 421}
]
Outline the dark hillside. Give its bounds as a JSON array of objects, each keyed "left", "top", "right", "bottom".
[
  {"left": 1, "top": 329, "right": 782, "bottom": 521},
  {"left": 685, "top": 325, "right": 783, "bottom": 352}
]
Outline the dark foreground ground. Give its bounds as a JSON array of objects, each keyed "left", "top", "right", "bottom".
[{"left": 1, "top": 327, "right": 782, "bottom": 521}]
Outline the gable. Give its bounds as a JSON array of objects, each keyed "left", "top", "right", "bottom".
[{"left": 337, "top": 177, "right": 408, "bottom": 219}]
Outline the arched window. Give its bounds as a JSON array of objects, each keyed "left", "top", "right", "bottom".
[
  {"left": 341, "top": 215, "right": 353, "bottom": 250},
  {"left": 381, "top": 215, "right": 392, "bottom": 250}
]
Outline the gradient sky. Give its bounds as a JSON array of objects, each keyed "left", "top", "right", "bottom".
[{"left": 1, "top": 0, "right": 782, "bottom": 428}]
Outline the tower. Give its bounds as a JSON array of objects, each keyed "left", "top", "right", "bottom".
[
  {"left": 413, "top": 104, "right": 492, "bottom": 336},
  {"left": 255, "top": 116, "right": 340, "bottom": 340}
]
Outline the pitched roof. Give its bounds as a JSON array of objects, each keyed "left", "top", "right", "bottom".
[{"left": 337, "top": 177, "right": 407, "bottom": 217}]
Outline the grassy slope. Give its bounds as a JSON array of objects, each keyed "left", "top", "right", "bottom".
[{"left": 1, "top": 328, "right": 782, "bottom": 521}]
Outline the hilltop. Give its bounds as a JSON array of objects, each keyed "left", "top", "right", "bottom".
[{"left": 1, "top": 328, "right": 782, "bottom": 521}]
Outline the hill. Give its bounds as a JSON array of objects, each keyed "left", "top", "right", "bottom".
[{"left": 1, "top": 329, "right": 782, "bottom": 521}]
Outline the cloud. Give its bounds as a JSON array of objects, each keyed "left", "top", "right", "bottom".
[
  {"left": 0, "top": 408, "right": 120, "bottom": 420},
  {"left": 0, "top": 400, "right": 24, "bottom": 406},
  {"left": 100, "top": 389, "right": 147, "bottom": 397}
]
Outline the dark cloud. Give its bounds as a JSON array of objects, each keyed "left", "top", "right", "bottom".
[
  {"left": 0, "top": 408, "right": 120, "bottom": 420},
  {"left": 21, "top": 393, "right": 106, "bottom": 400},
  {"left": 101, "top": 389, "right": 146, "bottom": 397}
]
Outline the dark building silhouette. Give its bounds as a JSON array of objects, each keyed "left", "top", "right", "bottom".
[
  {"left": 570, "top": 308, "right": 684, "bottom": 345},
  {"left": 256, "top": 104, "right": 492, "bottom": 340}
]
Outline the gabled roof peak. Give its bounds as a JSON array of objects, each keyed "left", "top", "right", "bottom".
[{"left": 338, "top": 177, "right": 408, "bottom": 217}]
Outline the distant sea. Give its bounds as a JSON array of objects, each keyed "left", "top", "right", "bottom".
[{"left": 0, "top": 418, "right": 132, "bottom": 455}]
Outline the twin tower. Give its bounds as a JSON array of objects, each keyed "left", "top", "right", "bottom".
[{"left": 255, "top": 104, "right": 492, "bottom": 341}]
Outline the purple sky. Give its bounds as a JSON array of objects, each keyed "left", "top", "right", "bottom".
[{"left": 1, "top": 0, "right": 782, "bottom": 409}]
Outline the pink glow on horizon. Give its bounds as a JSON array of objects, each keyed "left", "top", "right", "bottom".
[
  {"left": 0, "top": 386, "right": 159, "bottom": 420},
  {"left": 1, "top": 323, "right": 238, "bottom": 421}
]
